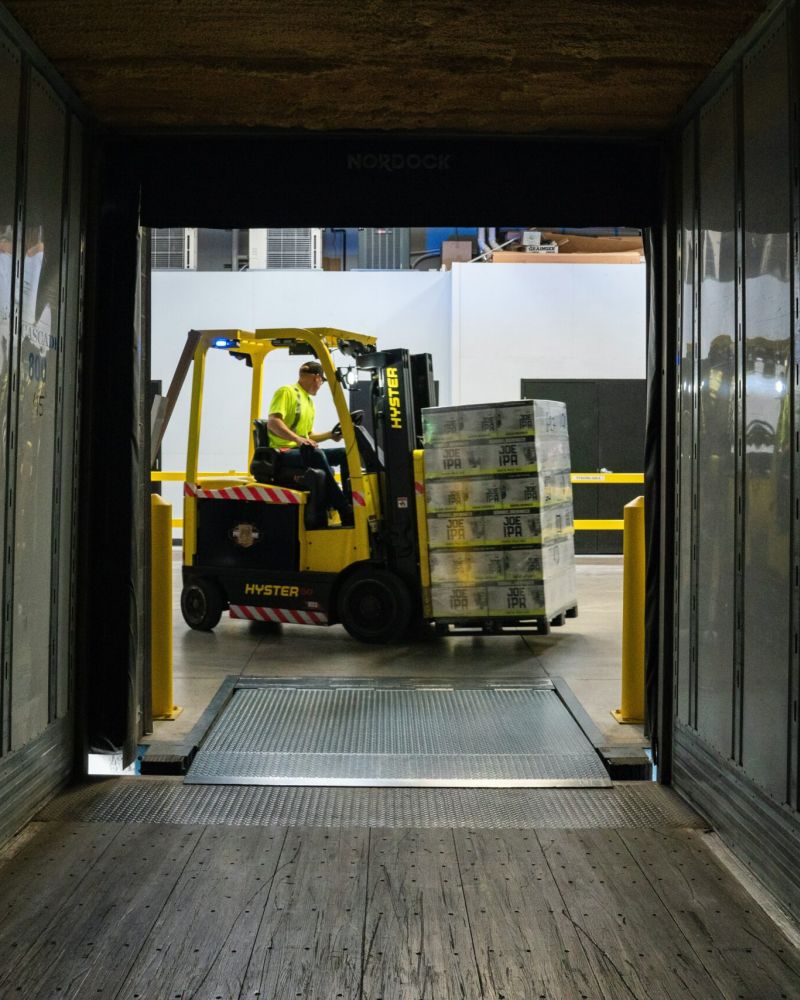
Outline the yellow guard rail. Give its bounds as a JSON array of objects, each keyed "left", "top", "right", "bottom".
[{"left": 152, "top": 470, "right": 645, "bottom": 531}]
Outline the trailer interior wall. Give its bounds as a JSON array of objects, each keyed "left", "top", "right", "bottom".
[
  {"left": 672, "top": 0, "right": 800, "bottom": 919},
  {"left": 0, "top": 20, "right": 85, "bottom": 843}
]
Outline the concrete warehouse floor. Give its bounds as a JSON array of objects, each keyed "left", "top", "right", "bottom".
[{"left": 150, "top": 553, "right": 644, "bottom": 754}]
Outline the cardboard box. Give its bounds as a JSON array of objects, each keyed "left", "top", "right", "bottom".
[
  {"left": 442, "top": 239, "right": 474, "bottom": 270},
  {"left": 425, "top": 438, "right": 570, "bottom": 478},
  {"left": 425, "top": 474, "right": 544, "bottom": 513},
  {"left": 540, "top": 232, "right": 643, "bottom": 255},
  {"left": 426, "top": 512, "right": 487, "bottom": 547},
  {"left": 429, "top": 549, "right": 508, "bottom": 584},
  {"left": 497, "top": 400, "right": 567, "bottom": 438},
  {"left": 430, "top": 584, "right": 489, "bottom": 617},
  {"left": 427, "top": 504, "right": 573, "bottom": 549},
  {"left": 503, "top": 536, "right": 575, "bottom": 578},
  {"left": 430, "top": 571, "right": 577, "bottom": 620},
  {"left": 486, "top": 582, "right": 546, "bottom": 616},
  {"left": 540, "top": 469, "right": 574, "bottom": 505},
  {"left": 480, "top": 507, "right": 572, "bottom": 545},
  {"left": 428, "top": 536, "right": 576, "bottom": 584},
  {"left": 487, "top": 569, "right": 576, "bottom": 618},
  {"left": 490, "top": 250, "right": 642, "bottom": 265},
  {"left": 422, "top": 399, "right": 569, "bottom": 444}
]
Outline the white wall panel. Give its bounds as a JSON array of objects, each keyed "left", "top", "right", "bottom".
[
  {"left": 151, "top": 271, "right": 452, "bottom": 513},
  {"left": 450, "top": 262, "right": 646, "bottom": 405},
  {"left": 152, "top": 264, "right": 646, "bottom": 517}
]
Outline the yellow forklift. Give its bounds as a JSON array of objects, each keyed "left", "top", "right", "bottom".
[{"left": 179, "top": 326, "right": 437, "bottom": 643}]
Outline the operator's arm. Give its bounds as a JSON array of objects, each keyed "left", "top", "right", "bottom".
[
  {"left": 267, "top": 413, "right": 317, "bottom": 448},
  {"left": 309, "top": 430, "right": 337, "bottom": 443}
]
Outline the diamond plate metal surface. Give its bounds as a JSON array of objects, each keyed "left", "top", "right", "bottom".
[
  {"left": 39, "top": 780, "right": 704, "bottom": 829},
  {"left": 186, "top": 687, "right": 611, "bottom": 787}
]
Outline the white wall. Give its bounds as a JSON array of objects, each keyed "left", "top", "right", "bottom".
[
  {"left": 151, "top": 270, "right": 452, "bottom": 511},
  {"left": 152, "top": 263, "right": 646, "bottom": 513},
  {"left": 451, "top": 261, "right": 646, "bottom": 404}
]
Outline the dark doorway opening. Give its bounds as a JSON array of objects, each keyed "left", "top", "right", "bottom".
[
  {"left": 521, "top": 379, "right": 646, "bottom": 554},
  {"left": 81, "top": 133, "right": 667, "bottom": 771}
]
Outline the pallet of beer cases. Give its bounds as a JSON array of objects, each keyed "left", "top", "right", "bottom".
[{"left": 422, "top": 399, "right": 577, "bottom": 634}]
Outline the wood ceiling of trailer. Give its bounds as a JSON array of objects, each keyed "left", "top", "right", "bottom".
[{"left": 4, "top": 0, "right": 773, "bottom": 133}]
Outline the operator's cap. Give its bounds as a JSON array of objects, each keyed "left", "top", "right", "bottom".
[{"left": 299, "top": 361, "right": 326, "bottom": 380}]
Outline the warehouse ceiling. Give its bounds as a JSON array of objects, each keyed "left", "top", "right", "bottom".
[{"left": 4, "top": 0, "right": 774, "bottom": 133}]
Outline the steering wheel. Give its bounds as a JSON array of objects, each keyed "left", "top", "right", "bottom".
[{"left": 332, "top": 410, "right": 364, "bottom": 439}]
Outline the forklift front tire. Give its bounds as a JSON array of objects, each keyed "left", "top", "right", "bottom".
[
  {"left": 337, "top": 567, "right": 412, "bottom": 644},
  {"left": 181, "top": 579, "right": 224, "bottom": 631}
]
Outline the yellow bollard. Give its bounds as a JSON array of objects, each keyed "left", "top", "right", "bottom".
[
  {"left": 613, "top": 495, "right": 645, "bottom": 724},
  {"left": 151, "top": 494, "right": 181, "bottom": 720}
]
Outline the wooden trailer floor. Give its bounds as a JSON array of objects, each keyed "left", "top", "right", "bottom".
[{"left": 1, "top": 780, "right": 799, "bottom": 999}]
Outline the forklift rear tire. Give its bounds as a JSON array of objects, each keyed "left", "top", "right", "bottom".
[
  {"left": 181, "top": 579, "right": 224, "bottom": 631},
  {"left": 337, "top": 568, "right": 412, "bottom": 644}
]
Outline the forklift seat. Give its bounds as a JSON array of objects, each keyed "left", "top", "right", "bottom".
[
  {"left": 250, "top": 419, "right": 327, "bottom": 529},
  {"left": 251, "top": 419, "right": 282, "bottom": 483}
]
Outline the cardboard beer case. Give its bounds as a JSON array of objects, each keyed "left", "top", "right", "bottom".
[
  {"left": 422, "top": 399, "right": 569, "bottom": 445},
  {"left": 430, "top": 584, "right": 490, "bottom": 618},
  {"left": 424, "top": 437, "right": 570, "bottom": 479},
  {"left": 421, "top": 397, "right": 577, "bottom": 622},
  {"left": 430, "top": 573, "right": 575, "bottom": 619},
  {"left": 426, "top": 504, "right": 573, "bottom": 549},
  {"left": 429, "top": 536, "right": 576, "bottom": 584}
]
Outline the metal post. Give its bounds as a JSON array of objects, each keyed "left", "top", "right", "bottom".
[
  {"left": 613, "top": 495, "right": 645, "bottom": 724},
  {"left": 151, "top": 494, "right": 180, "bottom": 720}
]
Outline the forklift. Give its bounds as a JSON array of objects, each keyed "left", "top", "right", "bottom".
[
  {"left": 178, "top": 326, "right": 438, "bottom": 643},
  {"left": 176, "top": 326, "right": 575, "bottom": 643}
]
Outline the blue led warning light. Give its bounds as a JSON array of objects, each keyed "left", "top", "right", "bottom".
[{"left": 211, "top": 337, "right": 239, "bottom": 349}]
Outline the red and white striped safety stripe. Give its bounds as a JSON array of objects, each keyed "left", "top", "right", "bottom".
[
  {"left": 414, "top": 481, "right": 425, "bottom": 495},
  {"left": 229, "top": 605, "right": 328, "bottom": 625},
  {"left": 352, "top": 490, "right": 366, "bottom": 507},
  {"left": 184, "top": 482, "right": 301, "bottom": 504}
]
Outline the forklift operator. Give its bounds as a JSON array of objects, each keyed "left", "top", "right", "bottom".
[{"left": 266, "top": 360, "right": 354, "bottom": 526}]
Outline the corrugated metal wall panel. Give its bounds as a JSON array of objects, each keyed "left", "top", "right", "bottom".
[
  {"left": 0, "top": 718, "right": 73, "bottom": 844},
  {"left": 696, "top": 80, "right": 737, "bottom": 758},
  {"left": 0, "top": 27, "right": 83, "bottom": 844},
  {"left": 674, "top": 723, "right": 800, "bottom": 920},
  {"left": 675, "top": 122, "right": 696, "bottom": 727},
  {"left": 672, "top": 1, "right": 800, "bottom": 919},
  {"left": 740, "top": 17, "right": 793, "bottom": 802}
]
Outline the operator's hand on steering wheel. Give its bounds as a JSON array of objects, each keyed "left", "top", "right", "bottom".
[{"left": 331, "top": 424, "right": 343, "bottom": 442}]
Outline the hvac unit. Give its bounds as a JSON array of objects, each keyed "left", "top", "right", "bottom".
[
  {"left": 151, "top": 228, "right": 197, "bottom": 270},
  {"left": 249, "top": 228, "right": 322, "bottom": 269},
  {"left": 248, "top": 229, "right": 267, "bottom": 270},
  {"left": 358, "top": 228, "right": 410, "bottom": 269}
]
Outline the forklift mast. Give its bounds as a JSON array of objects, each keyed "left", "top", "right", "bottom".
[
  {"left": 360, "top": 349, "right": 433, "bottom": 587},
  {"left": 409, "top": 352, "right": 437, "bottom": 442}
]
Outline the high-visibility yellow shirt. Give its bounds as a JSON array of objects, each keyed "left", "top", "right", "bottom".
[{"left": 267, "top": 383, "right": 315, "bottom": 448}]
